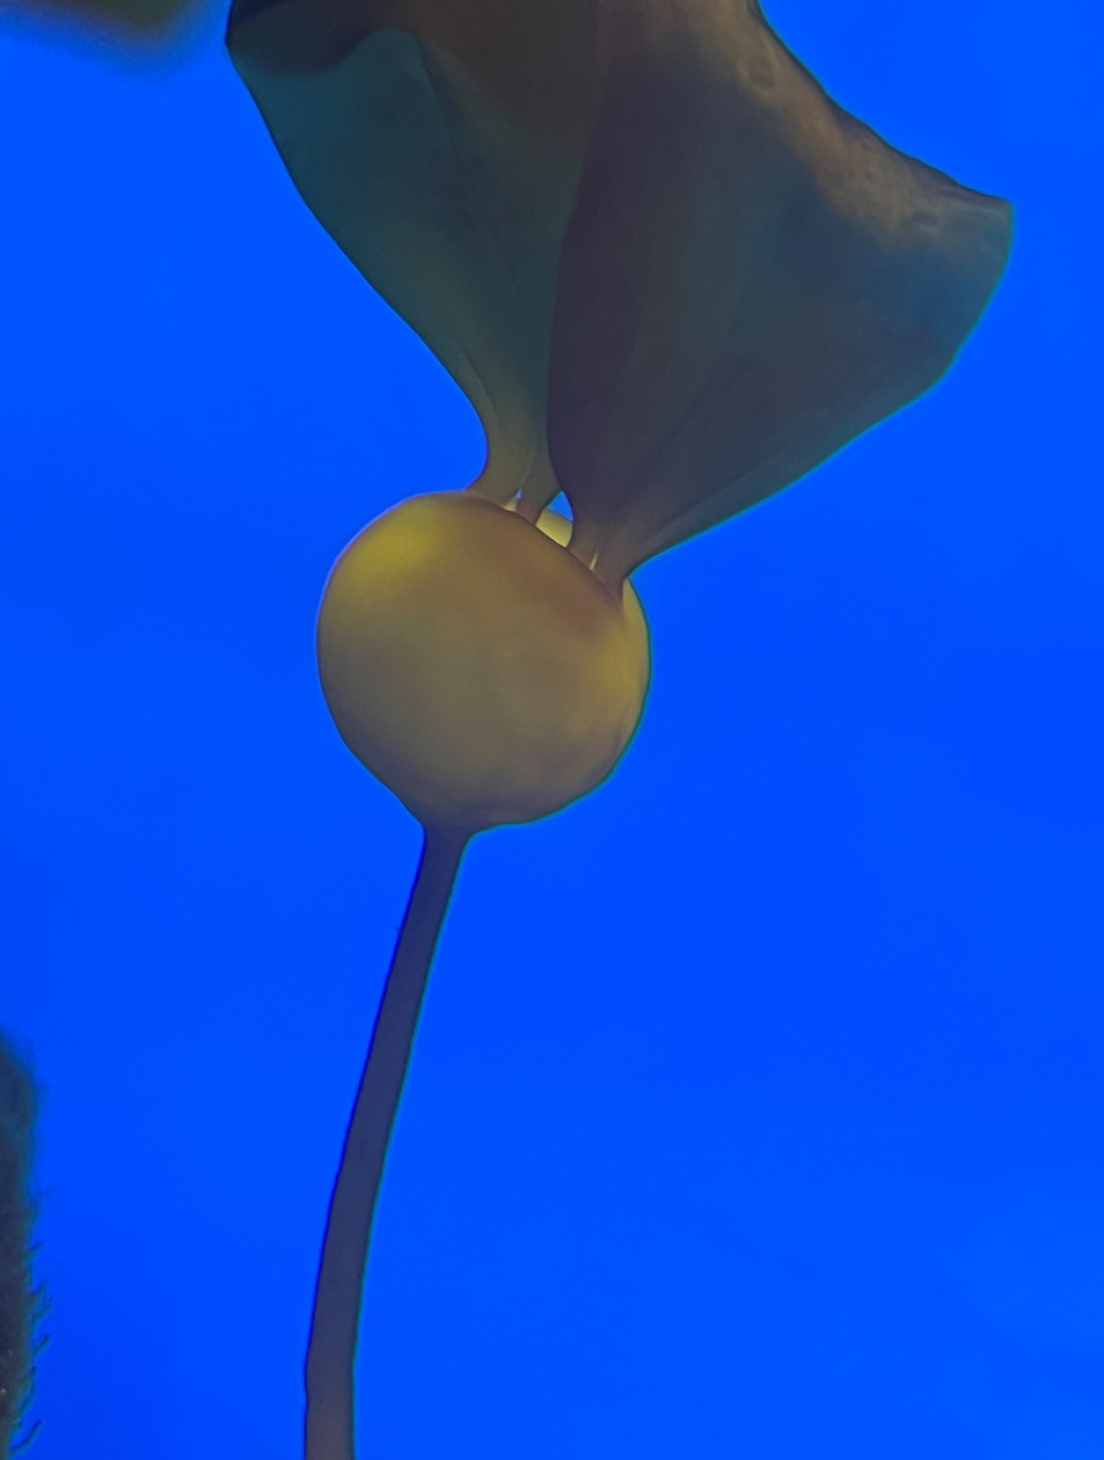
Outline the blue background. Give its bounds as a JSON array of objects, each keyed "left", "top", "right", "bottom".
[{"left": 1, "top": 2, "right": 1102, "bottom": 1455}]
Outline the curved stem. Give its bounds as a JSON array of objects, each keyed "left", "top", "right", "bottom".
[{"left": 305, "top": 823, "right": 470, "bottom": 1460}]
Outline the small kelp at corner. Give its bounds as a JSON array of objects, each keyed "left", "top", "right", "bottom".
[
  {"left": 226, "top": 3, "right": 1013, "bottom": 1458},
  {"left": 0, "top": 1035, "right": 39, "bottom": 1460}
]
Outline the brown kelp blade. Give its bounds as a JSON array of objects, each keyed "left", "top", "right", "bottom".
[
  {"left": 227, "top": 0, "right": 598, "bottom": 509},
  {"left": 550, "top": 0, "right": 1014, "bottom": 583}
]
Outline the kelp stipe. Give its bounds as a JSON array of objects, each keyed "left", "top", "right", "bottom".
[
  {"left": 304, "top": 826, "right": 468, "bottom": 1460},
  {"left": 0, "top": 1037, "right": 39, "bottom": 1460}
]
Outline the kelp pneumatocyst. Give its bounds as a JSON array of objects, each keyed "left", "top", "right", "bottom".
[{"left": 317, "top": 493, "right": 650, "bottom": 831}]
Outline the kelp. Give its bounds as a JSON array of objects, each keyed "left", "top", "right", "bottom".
[
  {"left": 549, "top": 0, "right": 1012, "bottom": 579},
  {"left": 8, "top": 0, "right": 199, "bottom": 35},
  {"left": 228, "top": 0, "right": 1012, "bottom": 583},
  {"left": 230, "top": 0, "right": 600, "bottom": 510},
  {"left": 225, "top": 9, "right": 1013, "bottom": 1458},
  {"left": 0, "top": 1037, "right": 37, "bottom": 1460}
]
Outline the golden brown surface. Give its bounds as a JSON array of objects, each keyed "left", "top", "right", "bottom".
[{"left": 316, "top": 494, "right": 650, "bottom": 829}]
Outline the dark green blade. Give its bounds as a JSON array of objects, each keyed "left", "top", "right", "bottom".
[
  {"left": 549, "top": 0, "right": 1013, "bottom": 581},
  {"left": 227, "top": 0, "right": 597, "bottom": 510}
]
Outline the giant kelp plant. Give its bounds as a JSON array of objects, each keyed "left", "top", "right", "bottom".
[{"left": 224, "top": 4, "right": 1012, "bottom": 1459}]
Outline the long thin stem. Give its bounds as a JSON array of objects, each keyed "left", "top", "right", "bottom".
[{"left": 305, "top": 823, "right": 470, "bottom": 1460}]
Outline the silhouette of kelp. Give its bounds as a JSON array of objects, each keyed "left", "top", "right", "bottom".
[{"left": 0, "top": 1037, "right": 38, "bottom": 1459}]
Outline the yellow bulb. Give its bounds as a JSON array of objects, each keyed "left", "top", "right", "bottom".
[{"left": 317, "top": 493, "right": 650, "bottom": 829}]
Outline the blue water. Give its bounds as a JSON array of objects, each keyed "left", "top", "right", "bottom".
[{"left": 1, "top": 2, "right": 1102, "bottom": 1455}]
